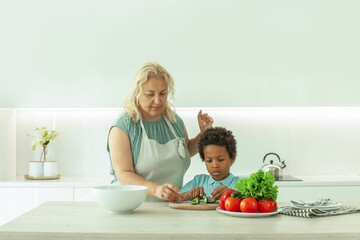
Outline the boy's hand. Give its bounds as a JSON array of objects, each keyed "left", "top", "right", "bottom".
[
  {"left": 210, "top": 185, "right": 228, "bottom": 200},
  {"left": 189, "top": 186, "right": 205, "bottom": 200}
]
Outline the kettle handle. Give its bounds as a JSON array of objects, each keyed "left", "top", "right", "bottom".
[{"left": 263, "top": 152, "right": 281, "bottom": 163}]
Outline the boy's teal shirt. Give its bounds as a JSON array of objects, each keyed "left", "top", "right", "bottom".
[{"left": 180, "top": 173, "right": 241, "bottom": 197}]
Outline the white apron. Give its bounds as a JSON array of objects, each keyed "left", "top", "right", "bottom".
[{"left": 135, "top": 115, "right": 191, "bottom": 202}]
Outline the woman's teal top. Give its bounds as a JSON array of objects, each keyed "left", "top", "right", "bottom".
[{"left": 107, "top": 113, "right": 186, "bottom": 183}]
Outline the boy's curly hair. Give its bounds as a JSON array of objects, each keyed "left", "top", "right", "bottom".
[{"left": 198, "top": 127, "right": 237, "bottom": 161}]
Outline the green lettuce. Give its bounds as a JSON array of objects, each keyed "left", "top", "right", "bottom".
[{"left": 233, "top": 169, "right": 278, "bottom": 201}]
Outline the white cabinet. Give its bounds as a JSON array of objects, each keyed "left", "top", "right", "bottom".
[
  {"left": 0, "top": 186, "right": 99, "bottom": 226},
  {"left": 0, "top": 188, "right": 35, "bottom": 226},
  {"left": 73, "top": 188, "right": 96, "bottom": 201},
  {"left": 277, "top": 186, "right": 360, "bottom": 202},
  {"left": 0, "top": 188, "right": 74, "bottom": 226},
  {"left": 34, "top": 188, "right": 73, "bottom": 206}
]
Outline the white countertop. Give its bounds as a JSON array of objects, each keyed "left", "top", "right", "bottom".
[
  {"left": 1, "top": 201, "right": 360, "bottom": 240},
  {"left": 285, "top": 174, "right": 360, "bottom": 186},
  {"left": 0, "top": 176, "right": 112, "bottom": 188},
  {"left": 1, "top": 174, "right": 360, "bottom": 188}
]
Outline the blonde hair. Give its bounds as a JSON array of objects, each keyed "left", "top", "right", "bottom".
[{"left": 123, "top": 62, "right": 176, "bottom": 123}]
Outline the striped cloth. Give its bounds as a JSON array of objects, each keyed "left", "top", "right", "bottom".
[{"left": 279, "top": 206, "right": 360, "bottom": 218}]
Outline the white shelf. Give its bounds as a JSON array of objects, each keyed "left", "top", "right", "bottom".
[{"left": 0, "top": 176, "right": 112, "bottom": 188}]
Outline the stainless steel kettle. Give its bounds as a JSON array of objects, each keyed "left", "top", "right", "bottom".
[{"left": 261, "top": 152, "right": 286, "bottom": 180}]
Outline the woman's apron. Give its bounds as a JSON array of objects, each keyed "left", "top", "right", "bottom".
[{"left": 135, "top": 115, "right": 191, "bottom": 202}]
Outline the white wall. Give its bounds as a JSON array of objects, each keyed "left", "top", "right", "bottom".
[
  {"left": 1, "top": 0, "right": 360, "bottom": 108},
  {"left": 1, "top": 107, "right": 359, "bottom": 181},
  {"left": 0, "top": 110, "right": 16, "bottom": 179},
  {"left": 1, "top": 1, "right": 360, "bottom": 181},
  {"left": 14, "top": 109, "right": 119, "bottom": 178}
]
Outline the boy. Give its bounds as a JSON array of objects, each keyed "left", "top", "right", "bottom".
[{"left": 180, "top": 127, "right": 240, "bottom": 201}]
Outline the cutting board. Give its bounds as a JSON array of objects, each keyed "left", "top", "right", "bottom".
[{"left": 169, "top": 201, "right": 218, "bottom": 210}]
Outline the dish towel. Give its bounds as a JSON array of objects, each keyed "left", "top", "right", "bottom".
[{"left": 279, "top": 206, "right": 360, "bottom": 218}]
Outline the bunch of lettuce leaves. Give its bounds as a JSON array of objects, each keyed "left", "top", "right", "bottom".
[{"left": 233, "top": 169, "right": 278, "bottom": 201}]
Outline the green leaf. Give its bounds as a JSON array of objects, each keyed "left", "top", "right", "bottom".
[{"left": 233, "top": 169, "right": 278, "bottom": 201}]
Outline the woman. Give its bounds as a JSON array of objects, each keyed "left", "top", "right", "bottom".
[{"left": 107, "top": 62, "right": 213, "bottom": 202}]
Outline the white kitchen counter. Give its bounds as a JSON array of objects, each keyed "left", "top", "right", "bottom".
[
  {"left": 0, "top": 176, "right": 112, "bottom": 188},
  {"left": 1, "top": 174, "right": 360, "bottom": 204},
  {"left": 1, "top": 174, "right": 360, "bottom": 188},
  {"left": 1, "top": 175, "right": 360, "bottom": 228},
  {"left": 0, "top": 201, "right": 360, "bottom": 240},
  {"left": 293, "top": 174, "right": 360, "bottom": 186}
]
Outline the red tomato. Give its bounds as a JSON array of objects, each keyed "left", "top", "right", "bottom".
[
  {"left": 219, "top": 189, "right": 239, "bottom": 210},
  {"left": 225, "top": 197, "right": 241, "bottom": 212},
  {"left": 240, "top": 197, "right": 258, "bottom": 213},
  {"left": 273, "top": 201, "right": 277, "bottom": 211},
  {"left": 219, "top": 200, "right": 226, "bottom": 210},
  {"left": 258, "top": 199, "right": 275, "bottom": 213}
]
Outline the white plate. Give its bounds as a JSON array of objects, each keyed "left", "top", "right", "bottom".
[
  {"left": 291, "top": 203, "right": 341, "bottom": 210},
  {"left": 216, "top": 207, "right": 279, "bottom": 218},
  {"left": 291, "top": 201, "right": 341, "bottom": 210},
  {"left": 291, "top": 201, "right": 342, "bottom": 211}
]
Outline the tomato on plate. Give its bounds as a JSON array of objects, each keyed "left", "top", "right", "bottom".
[
  {"left": 258, "top": 199, "right": 276, "bottom": 213},
  {"left": 240, "top": 197, "right": 258, "bottom": 213},
  {"left": 225, "top": 197, "right": 241, "bottom": 212},
  {"left": 219, "top": 200, "right": 226, "bottom": 210},
  {"left": 273, "top": 201, "right": 277, "bottom": 211},
  {"left": 219, "top": 189, "right": 239, "bottom": 210}
]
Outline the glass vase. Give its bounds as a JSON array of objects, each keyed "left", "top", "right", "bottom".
[{"left": 39, "top": 144, "right": 48, "bottom": 162}]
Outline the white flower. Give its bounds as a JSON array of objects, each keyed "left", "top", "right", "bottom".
[{"left": 27, "top": 127, "right": 60, "bottom": 151}]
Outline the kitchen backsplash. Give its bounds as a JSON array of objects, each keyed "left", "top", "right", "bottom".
[{"left": 1, "top": 107, "right": 360, "bottom": 181}]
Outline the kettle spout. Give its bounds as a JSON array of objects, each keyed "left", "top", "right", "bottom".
[{"left": 280, "top": 160, "right": 286, "bottom": 169}]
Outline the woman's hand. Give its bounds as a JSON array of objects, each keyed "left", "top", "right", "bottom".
[
  {"left": 197, "top": 110, "right": 214, "bottom": 133},
  {"left": 155, "top": 183, "right": 182, "bottom": 202},
  {"left": 210, "top": 185, "right": 228, "bottom": 201}
]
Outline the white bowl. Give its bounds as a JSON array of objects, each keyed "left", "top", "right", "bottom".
[{"left": 94, "top": 185, "right": 147, "bottom": 213}]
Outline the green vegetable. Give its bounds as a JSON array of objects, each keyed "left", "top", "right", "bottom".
[
  {"left": 192, "top": 197, "right": 200, "bottom": 205},
  {"left": 233, "top": 169, "right": 278, "bottom": 201},
  {"left": 230, "top": 191, "right": 243, "bottom": 199},
  {"left": 190, "top": 196, "right": 214, "bottom": 205}
]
